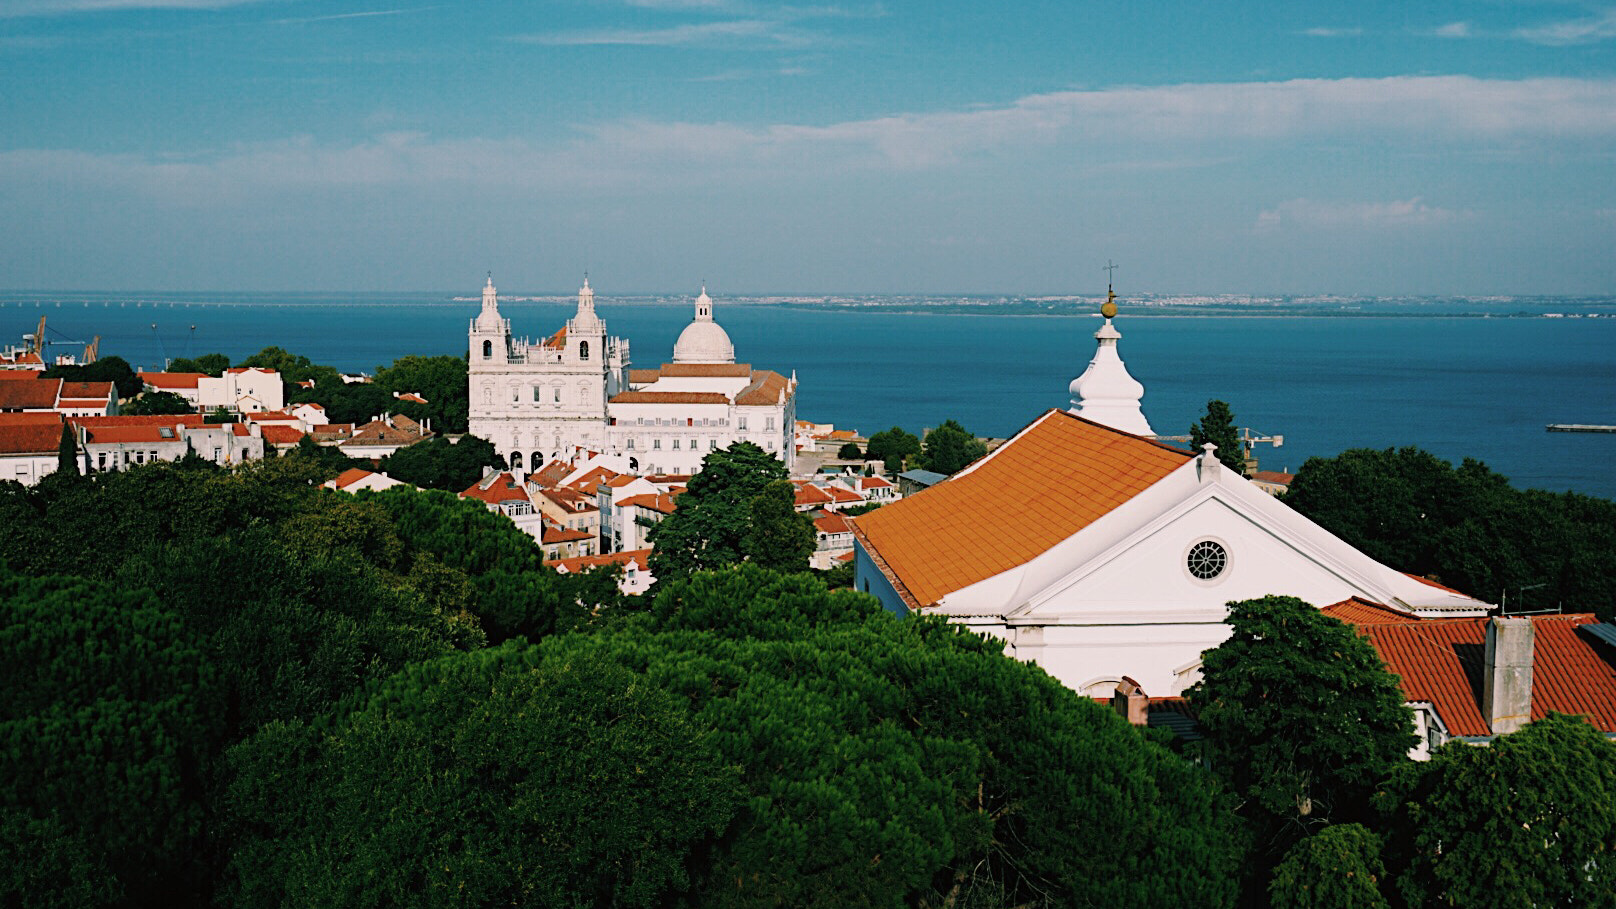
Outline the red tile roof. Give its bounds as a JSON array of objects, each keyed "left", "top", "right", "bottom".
[
  {"left": 1352, "top": 614, "right": 1616, "bottom": 737},
  {"left": 609, "top": 391, "right": 731, "bottom": 405},
  {"left": 567, "top": 466, "right": 619, "bottom": 494},
  {"left": 542, "top": 326, "right": 568, "bottom": 349},
  {"left": 552, "top": 548, "right": 652, "bottom": 574},
  {"left": 815, "top": 512, "right": 853, "bottom": 534},
  {"left": 460, "top": 472, "right": 531, "bottom": 506},
  {"left": 139, "top": 371, "right": 206, "bottom": 390},
  {"left": 1320, "top": 598, "right": 1422, "bottom": 624},
  {"left": 541, "top": 524, "right": 593, "bottom": 544},
  {"left": 330, "top": 467, "right": 376, "bottom": 489},
  {"left": 70, "top": 414, "right": 205, "bottom": 428},
  {"left": 853, "top": 409, "right": 1193, "bottom": 609},
  {"left": 1249, "top": 470, "right": 1294, "bottom": 486},
  {"left": 0, "top": 412, "right": 64, "bottom": 427},
  {"left": 617, "top": 492, "right": 678, "bottom": 514},
  {"left": 259, "top": 425, "right": 306, "bottom": 445},
  {"left": 58, "top": 381, "right": 115, "bottom": 401},
  {"left": 825, "top": 486, "right": 864, "bottom": 504},
  {"left": 735, "top": 370, "right": 790, "bottom": 406},
  {"left": 655, "top": 363, "right": 753, "bottom": 377},
  {"left": 628, "top": 369, "right": 663, "bottom": 384},
  {"left": 0, "top": 423, "right": 65, "bottom": 455},
  {"left": 0, "top": 379, "right": 62, "bottom": 410},
  {"left": 794, "top": 483, "right": 833, "bottom": 507},
  {"left": 0, "top": 370, "right": 46, "bottom": 380}
]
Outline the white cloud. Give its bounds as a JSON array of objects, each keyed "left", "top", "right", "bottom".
[
  {"left": 1514, "top": 8, "right": 1616, "bottom": 45},
  {"left": 514, "top": 18, "right": 813, "bottom": 48},
  {"left": 1256, "top": 198, "right": 1463, "bottom": 230},
  {"left": 1434, "top": 21, "right": 1473, "bottom": 38},
  {"left": 1301, "top": 26, "right": 1363, "bottom": 37},
  {"left": 0, "top": 0, "right": 273, "bottom": 16},
  {"left": 4, "top": 75, "right": 1615, "bottom": 199}
]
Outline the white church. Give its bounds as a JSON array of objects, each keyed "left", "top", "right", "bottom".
[
  {"left": 468, "top": 276, "right": 798, "bottom": 476},
  {"left": 851, "top": 287, "right": 1492, "bottom": 699}
]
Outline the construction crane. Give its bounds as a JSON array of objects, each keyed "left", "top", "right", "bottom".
[
  {"left": 83, "top": 335, "right": 100, "bottom": 364},
  {"left": 24, "top": 316, "right": 46, "bottom": 357},
  {"left": 1154, "top": 426, "right": 1284, "bottom": 474}
]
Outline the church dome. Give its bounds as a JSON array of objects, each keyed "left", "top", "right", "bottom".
[{"left": 672, "top": 287, "right": 735, "bottom": 364}]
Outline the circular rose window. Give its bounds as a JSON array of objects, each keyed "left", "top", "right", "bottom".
[{"left": 1186, "top": 540, "right": 1228, "bottom": 580}]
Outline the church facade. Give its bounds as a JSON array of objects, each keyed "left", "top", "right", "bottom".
[{"left": 468, "top": 277, "right": 797, "bottom": 475}]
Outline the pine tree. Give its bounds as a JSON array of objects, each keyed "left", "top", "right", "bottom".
[{"left": 1189, "top": 399, "right": 1247, "bottom": 475}]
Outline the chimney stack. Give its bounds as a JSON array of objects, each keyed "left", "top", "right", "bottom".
[
  {"left": 1111, "top": 677, "right": 1149, "bottom": 727},
  {"left": 1483, "top": 617, "right": 1535, "bottom": 735}
]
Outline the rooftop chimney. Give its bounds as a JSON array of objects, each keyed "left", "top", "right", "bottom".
[
  {"left": 1483, "top": 616, "right": 1534, "bottom": 735},
  {"left": 1111, "top": 677, "right": 1149, "bottom": 727}
]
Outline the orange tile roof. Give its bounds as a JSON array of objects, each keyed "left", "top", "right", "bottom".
[
  {"left": 260, "top": 425, "right": 306, "bottom": 445},
  {"left": 83, "top": 425, "right": 171, "bottom": 444},
  {"left": 1320, "top": 598, "right": 1421, "bottom": 624},
  {"left": 531, "top": 459, "right": 573, "bottom": 488},
  {"left": 70, "top": 414, "right": 206, "bottom": 428},
  {"left": 0, "top": 423, "right": 65, "bottom": 455},
  {"left": 138, "top": 371, "right": 206, "bottom": 389},
  {"left": 1353, "top": 615, "right": 1616, "bottom": 736},
  {"left": 460, "top": 472, "right": 530, "bottom": 505},
  {"left": 542, "top": 524, "right": 593, "bottom": 544},
  {"left": 618, "top": 492, "right": 678, "bottom": 514},
  {"left": 794, "top": 483, "right": 833, "bottom": 507},
  {"left": 825, "top": 486, "right": 864, "bottom": 503},
  {"left": 331, "top": 467, "right": 376, "bottom": 489},
  {"left": 552, "top": 548, "right": 651, "bottom": 574},
  {"left": 609, "top": 391, "right": 730, "bottom": 405},
  {"left": 567, "top": 466, "right": 619, "bottom": 494},
  {"left": 0, "top": 370, "right": 46, "bottom": 380},
  {"left": 0, "top": 412, "right": 64, "bottom": 426},
  {"left": 542, "top": 326, "right": 568, "bottom": 349},
  {"left": 245, "top": 410, "right": 299, "bottom": 422},
  {"left": 59, "top": 381, "right": 115, "bottom": 400},
  {"left": 857, "top": 477, "right": 894, "bottom": 489},
  {"left": 0, "top": 379, "right": 61, "bottom": 410},
  {"left": 628, "top": 369, "right": 663, "bottom": 384},
  {"left": 1249, "top": 470, "right": 1294, "bottom": 486},
  {"left": 735, "top": 370, "right": 790, "bottom": 406},
  {"left": 852, "top": 409, "right": 1193, "bottom": 609},
  {"left": 655, "top": 363, "right": 753, "bottom": 377},
  {"left": 815, "top": 512, "right": 853, "bottom": 534}
]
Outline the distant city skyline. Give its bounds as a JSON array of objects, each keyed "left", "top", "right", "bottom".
[{"left": 3, "top": 0, "right": 1615, "bottom": 294}]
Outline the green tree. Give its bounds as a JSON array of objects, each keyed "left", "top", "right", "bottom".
[
  {"left": 865, "top": 425, "right": 921, "bottom": 473},
  {"left": 1286, "top": 447, "right": 1616, "bottom": 621},
  {"left": 225, "top": 644, "right": 740, "bottom": 909},
  {"left": 837, "top": 441, "right": 863, "bottom": 459},
  {"left": 374, "top": 353, "right": 470, "bottom": 433},
  {"left": 1190, "top": 399, "right": 1246, "bottom": 475},
  {"left": 920, "top": 418, "right": 989, "bottom": 475},
  {"left": 556, "top": 566, "right": 1244, "bottom": 908},
  {"left": 0, "top": 569, "right": 220, "bottom": 907},
  {"left": 123, "top": 389, "right": 196, "bottom": 415},
  {"left": 166, "top": 352, "right": 231, "bottom": 377},
  {"left": 648, "top": 441, "right": 795, "bottom": 579},
  {"left": 43, "top": 354, "right": 142, "bottom": 400},
  {"left": 379, "top": 434, "right": 502, "bottom": 491},
  {"left": 238, "top": 345, "right": 342, "bottom": 399},
  {"left": 279, "top": 434, "right": 362, "bottom": 482},
  {"left": 1186, "top": 596, "right": 1414, "bottom": 863},
  {"left": 54, "top": 422, "right": 77, "bottom": 476},
  {"left": 1375, "top": 713, "right": 1616, "bottom": 909},
  {"left": 740, "top": 478, "right": 816, "bottom": 572},
  {"left": 204, "top": 406, "right": 237, "bottom": 424},
  {"left": 1268, "top": 824, "right": 1390, "bottom": 909}
]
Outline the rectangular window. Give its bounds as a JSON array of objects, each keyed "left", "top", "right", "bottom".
[
  {"left": 626, "top": 438, "right": 635, "bottom": 449},
  {"left": 653, "top": 439, "right": 662, "bottom": 450},
  {"left": 738, "top": 417, "right": 748, "bottom": 430},
  {"left": 766, "top": 416, "right": 775, "bottom": 430},
  {"left": 213, "top": 448, "right": 222, "bottom": 461},
  {"left": 689, "top": 439, "right": 697, "bottom": 450},
  {"left": 709, "top": 439, "right": 718, "bottom": 450},
  {"left": 533, "top": 387, "right": 541, "bottom": 402},
  {"left": 554, "top": 387, "right": 561, "bottom": 403},
  {"left": 672, "top": 439, "right": 680, "bottom": 450}
]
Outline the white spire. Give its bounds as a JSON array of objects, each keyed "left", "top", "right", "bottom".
[
  {"left": 474, "top": 272, "right": 503, "bottom": 330},
  {"left": 572, "top": 275, "right": 603, "bottom": 333},
  {"left": 1068, "top": 285, "right": 1153, "bottom": 436}
]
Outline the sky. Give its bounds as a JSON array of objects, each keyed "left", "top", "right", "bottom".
[{"left": 2, "top": 0, "right": 1615, "bottom": 295}]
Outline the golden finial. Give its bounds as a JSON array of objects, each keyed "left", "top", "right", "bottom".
[{"left": 1101, "top": 260, "right": 1118, "bottom": 319}]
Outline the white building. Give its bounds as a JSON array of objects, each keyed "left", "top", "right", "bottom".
[
  {"left": 139, "top": 368, "right": 285, "bottom": 413},
  {"left": 852, "top": 295, "right": 1493, "bottom": 700},
  {"left": 468, "top": 277, "right": 797, "bottom": 476}
]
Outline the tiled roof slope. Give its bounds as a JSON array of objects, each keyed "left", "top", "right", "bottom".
[
  {"left": 0, "top": 423, "right": 65, "bottom": 454},
  {"left": 1321, "top": 598, "right": 1421, "bottom": 624},
  {"left": 657, "top": 363, "right": 752, "bottom": 377},
  {"left": 609, "top": 391, "right": 729, "bottom": 405},
  {"left": 735, "top": 370, "right": 789, "bottom": 405},
  {"left": 0, "top": 379, "right": 61, "bottom": 410},
  {"left": 1354, "top": 614, "right": 1616, "bottom": 737},
  {"left": 852, "top": 409, "right": 1192, "bottom": 609}
]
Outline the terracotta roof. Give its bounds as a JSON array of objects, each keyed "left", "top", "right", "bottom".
[
  {"left": 655, "top": 363, "right": 753, "bottom": 378},
  {"left": 538, "top": 486, "right": 597, "bottom": 512},
  {"left": 1249, "top": 470, "right": 1294, "bottom": 486},
  {"left": 825, "top": 430, "right": 857, "bottom": 439},
  {"left": 0, "top": 422, "right": 65, "bottom": 455},
  {"left": 735, "top": 370, "right": 790, "bottom": 406},
  {"left": 309, "top": 423, "right": 353, "bottom": 439},
  {"left": 552, "top": 548, "right": 651, "bottom": 574},
  {"left": 58, "top": 381, "right": 115, "bottom": 401},
  {"left": 794, "top": 483, "right": 833, "bottom": 507},
  {"left": 0, "top": 370, "right": 46, "bottom": 380},
  {"left": 628, "top": 369, "right": 663, "bottom": 384},
  {"left": 344, "top": 416, "right": 431, "bottom": 447},
  {"left": 1353, "top": 614, "right": 1616, "bottom": 737},
  {"left": 609, "top": 391, "right": 730, "bottom": 405},
  {"left": 531, "top": 460, "right": 573, "bottom": 488},
  {"left": 226, "top": 367, "right": 277, "bottom": 376},
  {"left": 331, "top": 467, "right": 376, "bottom": 489},
  {"left": 260, "top": 425, "right": 306, "bottom": 445},
  {"left": 82, "top": 425, "right": 175, "bottom": 444},
  {"left": 394, "top": 392, "right": 428, "bottom": 404},
  {"left": 834, "top": 550, "right": 856, "bottom": 563},
  {"left": 1404, "top": 573, "right": 1469, "bottom": 596},
  {"left": 618, "top": 492, "right": 678, "bottom": 514},
  {"left": 567, "top": 466, "right": 619, "bottom": 494},
  {"left": 0, "top": 412, "right": 64, "bottom": 426},
  {"left": 295, "top": 401, "right": 325, "bottom": 411},
  {"left": 70, "top": 414, "right": 206, "bottom": 428},
  {"left": 139, "top": 372, "right": 205, "bottom": 390},
  {"left": 0, "top": 379, "right": 61, "bottom": 410},
  {"left": 825, "top": 485, "right": 864, "bottom": 504},
  {"left": 245, "top": 410, "right": 299, "bottom": 423},
  {"left": 542, "top": 524, "right": 593, "bottom": 544},
  {"left": 853, "top": 409, "right": 1193, "bottom": 609},
  {"left": 857, "top": 477, "right": 894, "bottom": 489},
  {"left": 815, "top": 512, "right": 853, "bottom": 534},
  {"left": 0, "top": 353, "right": 45, "bottom": 367},
  {"left": 460, "top": 472, "right": 531, "bottom": 506},
  {"left": 1321, "top": 597, "right": 1422, "bottom": 624}
]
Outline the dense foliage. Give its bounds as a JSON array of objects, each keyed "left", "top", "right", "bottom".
[
  {"left": 374, "top": 353, "right": 471, "bottom": 433},
  {"left": 123, "top": 389, "right": 197, "bottom": 415},
  {"left": 165, "top": 352, "right": 231, "bottom": 376},
  {"left": 837, "top": 441, "right": 863, "bottom": 459},
  {"left": 42, "top": 354, "right": 142, "bottom": 399},
  {"left": 555, "top": 566, "right": 1246, "bottom": 908},
  {"left": 1187, "top": 597, "right": 1415, "bottom": 860},
  {"left": 378, "top": 433, "right": 502, "bottom": 490},
  {"left": 1375, "top": 712, "right": 1616, "bottom": 909},
  {"left": 1190, "top": 399, "right": 1246, "bottom": 475},
  {"left": 865, "top": 425, "right": 921, "bottom": 472},
  {"left": 919, "top": 418, "right": 988, "bottom": 475},
  {"left": 1268, "top": 824, "right": 1389, "bottom": 909},
  {"left": 1286, "top": 447, "right": 1616, "bottom": 619},
  {"left": 226, "top": 644, "right": 738, "bottom": 908},
  {"left": 648, "top": 442, "right": 814, "bottom": 578}
]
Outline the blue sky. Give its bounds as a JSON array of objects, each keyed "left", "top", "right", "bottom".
[{"left": 3, "top": 0, "right": 1615, "bottom": 294}]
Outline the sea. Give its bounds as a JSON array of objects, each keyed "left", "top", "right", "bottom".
[{"left": 6, "top": 290, "right": 1616, "bottom": 501}]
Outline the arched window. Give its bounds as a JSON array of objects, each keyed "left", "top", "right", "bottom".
[
  {"left": 508, "top": 451, "right": 523, "bottom": 470},
  {"left": 579, "top": 340, "right": 590, "bottom": 361},
  {"left": 530, "top": 451, "right": 542, "bottom": 472},
  {"left": 482, "top": 339, "right": 492, "bottom": 359}
]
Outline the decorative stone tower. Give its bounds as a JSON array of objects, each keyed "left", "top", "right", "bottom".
[{"left": 1068, "top": 279, "right": 1154, "bottom": 436}]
